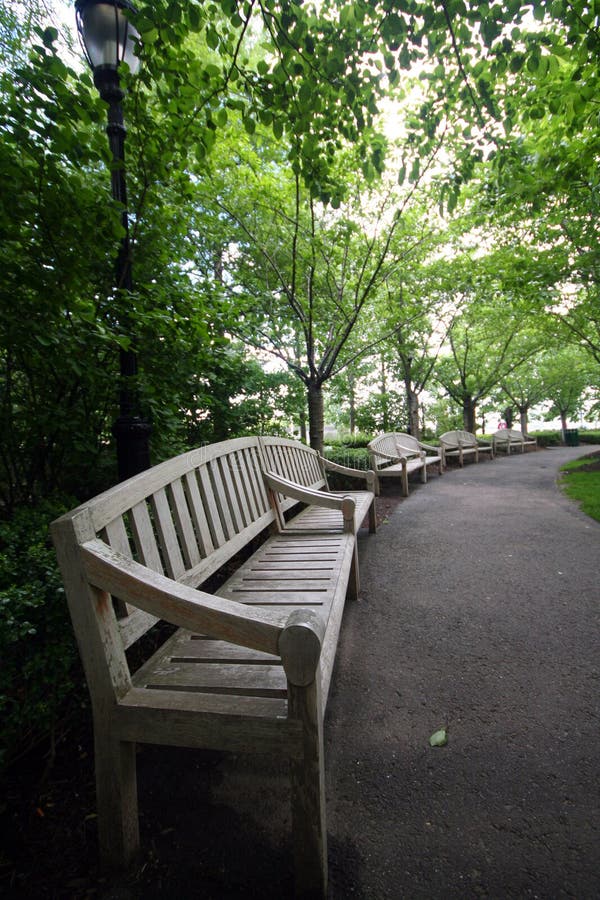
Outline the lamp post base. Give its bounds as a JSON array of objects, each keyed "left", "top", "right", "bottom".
[{"left": 112, "top": 416, "right": 152, "bottom": 481}]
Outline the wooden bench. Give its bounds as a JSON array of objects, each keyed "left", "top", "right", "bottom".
[
  {"left": 438, "top": 430, "right": 494, "bottom": 467},
  {"left": 367, "top": 432, "right": 443, "bottom": 496},
  {"left": 492, "top": 428, "right": 538, "bottom": 455},
  {"left": 51, "top": 436, "right": 376, "bottom": 898}
]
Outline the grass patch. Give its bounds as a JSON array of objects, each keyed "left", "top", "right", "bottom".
[{"left": 560, "top": 456, "right": 600, "bottom": 523}]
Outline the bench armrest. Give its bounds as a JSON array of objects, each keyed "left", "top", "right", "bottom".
[
  {"left": 395, "top": 442, "right": 421, "bottom": 459},
  {"left": 418, "top": 441, "right": 440, "bottom": 453},
  {"left": 319, "top": 455, "right": 376, "bottom": 491},
  {"left": 370, "top": 448, "right": 401, "bottom": 463},
  {"left": 263, "top": 471, "right": 356, "bottom": 532},
  {"left": 81, "top": 539, "right": 286, "bottom": 656}
]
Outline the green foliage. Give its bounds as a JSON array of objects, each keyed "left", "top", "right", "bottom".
[
  {"left": 323, "top": 447, "right": 370, "bottom": 470},
  {"left": 324, "top": 433, "right": 372, "bottom": 450},
  {"left": 528, "top": 430, "right": 562, "bottom": 448},
  {"left": 580, "top": 431, "right": 600, "bottom": 445},
  {"left": 0, "top": 499, "right": 84, "bottom": 772}
]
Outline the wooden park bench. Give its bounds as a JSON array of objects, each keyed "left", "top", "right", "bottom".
[
  {"left": 492, "top": 428, "right": 538, "bottom": 455},
  {"left": 51, "top": 436, "right": 377, "bottom": 898},
  {"left": 367, "top": 432, "right": 443, "bottom": 496},
  {"left": 438, "top": 430, "right": 494, "bottom": 467}
]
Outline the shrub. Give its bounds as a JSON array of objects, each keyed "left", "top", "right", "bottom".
[
  {"left": 324, "top": 446, "right": 370, "bottom": 469},
  {"left": 580, "top": 430, "right": 600, "bottom": 445},
  {"left": 324, "top": 432, "right": 372, "bottom": 449},
  {"left": 529, "top": 430, "right": 562, "bottom": 447},
  {"left": 0, "top": 499, "right": 85, "bottom": 772}
]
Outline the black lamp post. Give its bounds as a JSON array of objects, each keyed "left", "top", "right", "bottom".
[{"left": 75, "top": 0, "right": 151, "bottom": 481}]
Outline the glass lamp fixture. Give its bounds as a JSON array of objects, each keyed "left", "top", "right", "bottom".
[{"left": 75, "top": 0, "right": 140, "bottom": 78}]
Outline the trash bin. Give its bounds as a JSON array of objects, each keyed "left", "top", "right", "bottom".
[{"left": 564, "top": 428, "right": 579, "bottom": 447}]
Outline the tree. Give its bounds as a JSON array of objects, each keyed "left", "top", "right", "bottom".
[{"left": 538, "top": 348, "right": 590, "bottom": 436}]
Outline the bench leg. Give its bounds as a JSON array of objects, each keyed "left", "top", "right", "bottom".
[
  {"left": 401, "top": 467, "right": 409, "bottom": 497},
  {"left": 368, "top": 499, "right": 377, "bottom": 534},
  {"left": 94, "top": 728, "right": 140, "bottom": 869},
  {"left": 347, "top": 543, "right": 360, "bottom": 601},
  {"left": 288, "top": 679, "right": 327, "bottom": 899}
]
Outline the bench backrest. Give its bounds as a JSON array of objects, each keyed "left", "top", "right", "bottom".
[
  {"left": 493, "top": 428, "right": 524, "bottom": 443},
  {"left": 439, "top": 430, "right": 478, "bottom": 448},
  {"left": 52, "top": 437, "right": 275, "bottom": 652},
  {"left": 367, "top": 432, "right": 421, "bottom": 469},
  {"left": 259, "top": 436, "right": 328, "bottom": 516}
]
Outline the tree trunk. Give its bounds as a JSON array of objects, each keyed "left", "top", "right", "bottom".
[
  {"left": 307, "top": 381, "right": 324, "bottom": 453},
  {"left": 518, "top": 405, "right": 529, "bottom": 434},
  {"left": 504, "top": 406, "right": 514, "bottom": 429},
  {"left": 560, "top": 409, "right": 568, "bottom": 434},
  {"left": 349, "top": 385, "right": 356, "bottom": 435},
  {"left": 463, "top": 397, "right": 476, "bottom": 433},
  {"left": 299, "top": 406, "right": 307, "bottom": 444},
  {"left": 380, "top": 354, "right": 389, "bottom": 432},
  {"left": 406, "top": 382, "right": 420, "bottom": 439}
]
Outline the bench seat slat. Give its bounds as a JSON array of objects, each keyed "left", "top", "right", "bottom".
[
  {"left": 114, "top": 688, "right": 296, "bottom": 756},
  {"left": 168, "top": 636, "right": 280, "bottom": 663},
  {"left": 138, "top": 663, "right": 288, "bottom": 697}
]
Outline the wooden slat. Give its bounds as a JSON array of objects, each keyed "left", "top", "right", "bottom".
[
  {"left": 209, "top": 459, "right": 236, "bottom": 541},
  {"left": 142, "top": 663, "right": 287, "bottom": 698},
  {"left": 233, "top": 448, "right": 260, "bottom": 522},
  {"left": 197, "top": 465, "right": 226, "bottom": 547},
  {"left": 102, "top": 517, "right": 133, "bottom": 619},
  {"left": 119, "top": 609, "right": 161, "bottom": 650},
  {"left": 219, "top": 454, "right": 246, "bottom": 533},
  {"left": 183, "top": 469, "right": 215, "bottom": 557},
  {"left": 169, "top": 478, "right": 201, "bottom": 569},
  {"left": 129, "top": 501, "right": 163, "bottom": 573},
  {"left": 227, "top": 452, "right": 253, "bottom": 526},
  {"left": 103, "top": 517, "right": 132, "bottom": 557},
  {"left": 152, "top": 487, "right": 185, "bottom": 580},
  {"left": 248, "top": 444, "right": 270, "bottom": 512}
]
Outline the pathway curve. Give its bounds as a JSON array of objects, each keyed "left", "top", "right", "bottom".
[{"left": 326, "top": 445, "right": 600, "bottom": 898}]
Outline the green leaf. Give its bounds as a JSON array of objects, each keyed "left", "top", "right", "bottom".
[{"left": 429, "top": 728, "right": 448, "bottom": 747}]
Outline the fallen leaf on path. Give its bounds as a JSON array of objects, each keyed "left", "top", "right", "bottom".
[{"left": 429, "top": 728, "right": 448, "bottom": 748}]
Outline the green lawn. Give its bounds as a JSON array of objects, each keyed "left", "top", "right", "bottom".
[{"left": 560, "top": 457, "right": 600, "bottom": 523}]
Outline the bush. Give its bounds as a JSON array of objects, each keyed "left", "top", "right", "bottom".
[
  {"left": 324, "top": 432, "right": 372, "bottom": 449},
  {"left": 529, "top": 430, "right": 562, "bottom": 448},
  {"left": 324, "top": 446, "right": 370, "bottom": 469},
  {"left": 0, "top": 499, "right": 85, "bottom": 772},
  {"left": 580, "top": 430, "right": 600, "bottom": 445}
]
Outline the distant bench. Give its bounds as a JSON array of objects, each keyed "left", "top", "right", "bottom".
[
  {"left": 367, "top": 432, "right": 443, "bottom": 496},
  {"left": 439, "top": 430, "right": 494, "bottom": 467},
  {"left": 51, "top": 435, "right": 376, "bottom": 898},
  {"left": 492, "top": 429, "right": 538, "bottom": 455}
]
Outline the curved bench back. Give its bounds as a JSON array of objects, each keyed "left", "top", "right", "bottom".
[
  {"left": 52, "top": 437, "right": 275, "bottom": 650},
  {"left": 367, "top": 432, "right": 420, "bottom": 468},
  {"left": 439, "top": 430, "right": 478, "bottom": 448}
]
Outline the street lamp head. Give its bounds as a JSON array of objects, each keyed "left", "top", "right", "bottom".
[{"left": 75, "top": 0, "right": 141, "bottom": 79}]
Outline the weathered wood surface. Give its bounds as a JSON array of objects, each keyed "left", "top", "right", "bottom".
[
  {"left": 51, "top": 435, "right": 376, "bottom": 898},
  {"left": 367, "top": 432, "right": 443, "bottom": 496},
  {"left": 492, "top": 428, "right": 538, "bottom": 454},
  {"left": 438, "top": 430, "right": 494, "bottom": 467}
]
